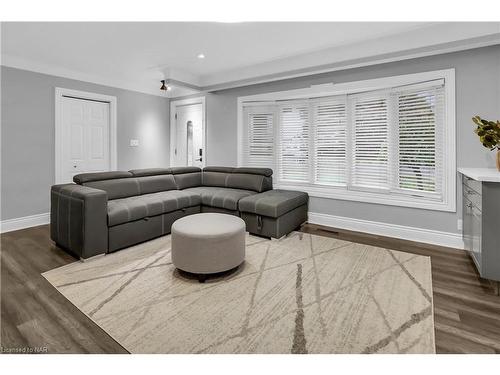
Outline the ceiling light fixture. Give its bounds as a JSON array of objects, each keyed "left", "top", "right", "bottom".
[
  {"left": 160, "top": 80, "right": 172, "bottom": 91},
  {"left": 197, "top": 53, "right": 205, "bottom": 59}
]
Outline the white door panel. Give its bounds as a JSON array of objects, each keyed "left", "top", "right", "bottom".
[
  {"left": 90, "top": 126, "right": 104, "bottom": 159},
  {"left": 175, "top": 107, "right": 188, "bottom": 166},
  {"left": 61, "top": 97, "right": 110, "bottom": 183},
  {"left": 86, "top": 101, "right": 109, "bottom": 171},
  {"left": 174, "top": 103, "right": 203, "bottom": 167},
  {"left": 70, "top": 124, "right": 84, "bottom": 159}
]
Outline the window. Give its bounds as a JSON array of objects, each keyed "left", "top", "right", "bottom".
[
  {"left": 279, "top": 103, "right": 310, "bottom": 182},
  {"left": 395, "top": 85, "right": 444, "bottom": 198},
  {"left": 313, "top": 98, "right": 347, "bottom": 185},
  {"left": 238, "top": 70, "right": 455, "bottom": 211},
  {"left": 350, "top": 93, "right": 389, "bottom": 190},
  {"left": 242, "top": 106, "right": 275, "bottom": 168}
]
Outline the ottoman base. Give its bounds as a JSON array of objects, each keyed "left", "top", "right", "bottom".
[{"left": 177, "top": 264, "right": 242, "bottom": 283}]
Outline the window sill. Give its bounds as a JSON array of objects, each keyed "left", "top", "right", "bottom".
[{"left": 274, "top": 183, "right": 456, "bottom": 212}]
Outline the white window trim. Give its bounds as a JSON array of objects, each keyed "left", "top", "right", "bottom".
[
  {"left": 237, "top": 69, "right": 456, "bottom": 212},
  {"left": 55, "top": 87, "right": 118, "bottom": 185}
]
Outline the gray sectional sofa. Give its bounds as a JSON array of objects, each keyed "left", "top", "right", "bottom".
[{"left": 50, "top": 166, "right": 308, "bottom": 259}]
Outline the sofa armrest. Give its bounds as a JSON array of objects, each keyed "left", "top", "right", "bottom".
[{"left": 50, "top": 184, "right": 108, "bottom": 259}]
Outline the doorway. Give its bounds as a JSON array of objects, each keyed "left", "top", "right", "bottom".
[
  {"left": 55, "top": 88, "right": 117, "bottom": 184},
  {"left": 170, "top": 97, "right": 206, "bottom": 168}
]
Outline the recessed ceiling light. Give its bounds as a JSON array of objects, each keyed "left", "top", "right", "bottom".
[{"left": 197, "top": 53, "right": 205, "bottom": 59}]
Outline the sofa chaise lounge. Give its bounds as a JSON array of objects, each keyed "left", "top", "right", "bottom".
[{"left": 50, "top": 166, "right": 308, "bottom": 259}]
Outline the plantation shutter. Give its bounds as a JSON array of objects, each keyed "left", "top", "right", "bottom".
[
  {"left": 279, "top": 102, "right": 310, "bottom": 183},
  {"left": 242, "top": 106, "right": 275, "bottom": 168},
  {"left": 312, "top": 97, "right": 347, "bottom": 185},
  {"left": 240, "top": 76, "right": 449, "bottom": 209},
  {"left": 350, "top": 93, "right": 389, "bottom": 190},
  {"left": 394, "top": 82, "right": 445, "bottom": 198}
]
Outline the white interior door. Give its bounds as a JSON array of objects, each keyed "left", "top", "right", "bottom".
[
  {"left": 61, "top": 97, "right": 110, "bottom": 182},
  {"left": 173, "top": 103, "right": 203, "bottom": 167}
]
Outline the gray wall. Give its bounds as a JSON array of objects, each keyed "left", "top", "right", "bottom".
[
  {"left": 2, "top": 45, "right": 499, "bottom": 233},
  {"left": 197, "top": 45, "right": 500, "bottom": 234},
  {"left": 1, "top": 66, "right": 170, "bottom": 220}
]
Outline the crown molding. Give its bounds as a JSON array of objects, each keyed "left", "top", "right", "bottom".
[
  {"left": 163, "top": 67, "right": 202, "bottom": 87},
  {"left": 1, "top": 54, "right": 169, "bottom": 97},
  {"left": 203, "top": 33, "right": 500, "bottom": 92},
  {"left": 1, "top": 54, "right": 204, "bottom": 98},
  {"left": 164, "top": 78, "right": 202, "bottom": 92}
]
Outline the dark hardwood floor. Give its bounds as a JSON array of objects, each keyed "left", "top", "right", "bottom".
[
  {"left": 1, "top": 225, "right": 127, "bottom": 354},
  {"left": 2, "top": 223, "right": 500, "bottom": 353}
]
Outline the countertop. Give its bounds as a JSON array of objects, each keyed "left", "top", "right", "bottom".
[{"left": 458, "top": 167, "right": 500, "bottom": 182}]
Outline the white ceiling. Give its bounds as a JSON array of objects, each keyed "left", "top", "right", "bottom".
[{"left": 2, "top": 22, "right": 499, "bottom": 97}]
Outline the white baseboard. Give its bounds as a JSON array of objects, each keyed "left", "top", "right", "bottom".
[
  {"left": 308, "top": 212, "right": 464, "bottom": 250},
  {"left": 0, "top": 212, "right": 50, "bottom": 233},
  {"left": 0, "top": 211, "right": 464, "bottom": 249}
]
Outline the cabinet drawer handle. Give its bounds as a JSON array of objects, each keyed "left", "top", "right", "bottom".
[
  {"left": 467, "top": 190, "right": 476, "bottom": 195},
  {"left": 467, "top": 202, "right": 473, "bottom": 208}
]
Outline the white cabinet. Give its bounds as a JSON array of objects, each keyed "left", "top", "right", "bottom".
[{"left": 459, "top": 169, "right": 500, "bottom": 282}]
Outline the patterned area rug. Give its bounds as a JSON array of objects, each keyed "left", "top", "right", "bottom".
[{"left": 43, "top": 232, "right": 435, "bottom": 353}]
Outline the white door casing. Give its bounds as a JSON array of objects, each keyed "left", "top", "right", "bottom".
[
  {"left": 170, "top": 97, "right": 206, "bottom": 168},
  {"left": 55, "top": 88, "right": 117, "bottom": 184}
]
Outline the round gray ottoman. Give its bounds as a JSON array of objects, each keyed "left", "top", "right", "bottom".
[{"left": 171, "top": 213, "right": 246, "bottom": 282}]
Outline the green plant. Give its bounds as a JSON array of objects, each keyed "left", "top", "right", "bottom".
[{"left": 472, "top": 116, "right": 500, "bottom": 150}]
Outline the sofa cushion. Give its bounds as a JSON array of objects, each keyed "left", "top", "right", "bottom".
[
  {"left": 234, "top": 167, "right": 273, "bottom": 177},
  {"left": 203, "top": 166, "right": 236, "bottom": 174},
  {"left": 238, "top": 189, "right": 308, "bottom": 218},
  {"left": 226, "top": 173, "right": 272, "bottom": 192},
  {"left": 202, "top": 167, "right": 272, "bottom": 192},
  {"left": 107, "top": 190, "right": 201, "bottom": 226},
  {"left": 83, "top": 178, "right": 140, "bottom": 200},
  {"left": 171, "top": 167, "right": 201, "bottom": 174},
  {"left": 202, "top": 166, "right": 272, "bottom": 176},
  {"left": 201, "top": 171, "right": 230, "bottom": 188},
  {"left": 129, "top": 168, "right": 172, "bottom": 177},
  {"left": 137, "top": 175, "right": 177, "bottom": 194},
  {"left": 173, "top": 172, "right": 202, "bottom": 189},
  {"left": 184, "top": 187, "right": 255, "bottom": 211},
  {"left": 74, "top": 171, "right": 132, "bottom": 184}
]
